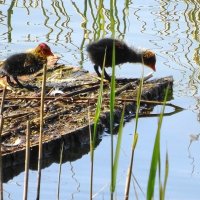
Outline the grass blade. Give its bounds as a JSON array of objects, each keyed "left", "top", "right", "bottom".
[
  {"left": 112, "top": 105, "right": 125, "bottom": 191},
  {"left": 134, "top": 66, "right": 144, "bottom": 133},
  {"left": 90, "top": 48, "right": 106, "bottom": 200},
  {"left": 124, "top": 133, "right": 138, "bottom": 200},
  {"left": 147, "top": 128, "right": 160, "bottom": 200},
  {"left": 147, "top": 86, "right": 169, "bottom": 200},
  {"left": 92, "top": 48, "right": 106, "bottom": 151},
  {"left": 110, "top": 38, "right": 116, "bottom": 196},
  {"left": 57, "top": 142, "right": 64, "bottom": 200},
  {"left": 124, "top": 65, "right": 144, "bottom": 200},
  {"left": 23, "top": 121, "right": 30, "bottom": 200},
  {"left": 162, "top": 151, "right": 169, "bottom": 200},
  {"left": 36, "top": 64, "right": 47, "bottom": 200}
]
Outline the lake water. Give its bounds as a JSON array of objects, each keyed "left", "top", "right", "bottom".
[{"left": 1, "top": 0, "right": 200, "bottom": 199}]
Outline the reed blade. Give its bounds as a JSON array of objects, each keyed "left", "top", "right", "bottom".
[
  {"left": 23, "top": 121, "right": 30, "bottom": 200},
  {"left": 112, "top": 106, "right": 125, "bottom": 191},
  {"left": 147, "top": 86, "right": 169, "bottom": 200},
  {"left": 36, "top": 64, "right": 47, "bottom": 200},
  {"left": 124, "top": 65, "right": 144, "bottom": 200},
  {"left": 57, "top": 142, "right": 64, "bottom": 200},
  {"left": 162, "top": 151, "right": 169, "bottom": 200},
  {"left": 90, "top": 48, "right": 106, "bottom": 200},
  {"left": 109, "top": 37, "right": 116, "bottom": 195}
]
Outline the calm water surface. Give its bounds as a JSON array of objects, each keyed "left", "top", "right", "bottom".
[{"left": 1, "top": 0, "right": 200, "bottom": 199}]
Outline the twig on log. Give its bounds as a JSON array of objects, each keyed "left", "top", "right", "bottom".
[
  {"left": 107, "top": 72, "right": 153, "bottom": 97},
  {"left": 0, "top": 86, "right": 6, "bottom": 115},
  {"left": 114, "top": 82, "right": 136, "bottom": 96},
  {"left": 63, "top": 83, "right": 108, "bottom": 97},
  {"left": 4, "top": 112, "right": 33, "bottom": 120},
  {"left": 1, "top": 96, "right": 182, "bottom": 112}
]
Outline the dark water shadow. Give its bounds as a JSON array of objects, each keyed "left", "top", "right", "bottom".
[{"left": 2, "top": 125, "right": 102, "bottom": 183}]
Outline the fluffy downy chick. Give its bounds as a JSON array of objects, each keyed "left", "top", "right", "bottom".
[
  {"left": 0, "top": 43, "right": 54, "bottom": 90},
  {"left": 86, "top": 38, "right": 156, "bottom": 80}
]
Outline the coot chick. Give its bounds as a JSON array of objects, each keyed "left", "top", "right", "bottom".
[
  {"left": 0, "top": 43, "right": 54, "bottom": 90},
  {"left": 86, "top": 38, "right": 156, "bottom": 80}
]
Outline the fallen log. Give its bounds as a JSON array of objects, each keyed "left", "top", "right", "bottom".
[{"left": 0, "top": 64, "right": 182, "bottom": 182}]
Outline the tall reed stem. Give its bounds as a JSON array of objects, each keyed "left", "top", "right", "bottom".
[
  {"left": 125, "top": 64, "right": 144, "bottom": 200},
  {"left": 23, "top": 121, "right": 30, "bottom": 200},
  {"left": 89, "top": 49, "right": 106, "bottom": 200},
  {"left": 57, "top": 142, "right": 64, "bottom": 200},
  {"left": 147, "top": 86, "right": 169, "bottom": 200},
  {"left": 36, "top": 64, "right": 47, "bottom": 200},
  {"left": 109, "top": 0, "right": 116, "bottom": 198},
  {"left": 88, "top": 105, "right": 93, "bottom": 200},
  {"left": 0, "top": 86, "right": 6, "bottom": 200},
  {"left": 0, "top": 115, "right": 3, "bottom": 200}
]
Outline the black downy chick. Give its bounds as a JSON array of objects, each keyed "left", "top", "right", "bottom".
[
  {"left": 86, "top": 38, "right": 156, "bottom": 80},
  {"left": 0, "top": 43, "right": 54, "bottom": 90}
]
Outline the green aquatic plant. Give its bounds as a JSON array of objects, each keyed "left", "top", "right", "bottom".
[
  {"left": 109, "top": 1, "right": 116, "bottom": 198},
  {"left": 36, "top": 64, "right": 47, "bottom": 200},
  {"left": 113, "top": 105, "right": 125, "bottom": 191},
  {"left": 124, "top": 64, "right": 144, "bottom": 200},
  {"left": 109, "top": 39, "right": 116, "bottom": 196},
  {"left": 90, "top": 48, "right": 106, "bottom": 200},
  {"left": 147, "top": 87, "right": 169, "bottom": 200},
  {"left": 57, "top": 142, "right": 64, "bottom": 200}
]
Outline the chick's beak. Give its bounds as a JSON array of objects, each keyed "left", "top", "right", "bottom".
[{"left": 150, "top": 64, "right": 156, "bottom": 72}]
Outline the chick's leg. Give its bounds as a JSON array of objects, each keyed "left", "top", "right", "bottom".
[
  {"left": 99, "top": 65, "right": 111, "bottom": 81},
  {"left": 103, "top": 68, "right": 111, "bottom": 81},
  {"left": 13, "top": 76, "right": 25, "bottom": 88},
  {"left": 13, "top": 76, "right": 38, "bottom": 91},
  {"left": 94, "top": 64, "right": 102, "bottom": 78},
  {"left": 6, "top": 76, "right": 19, "bottom": 88}
]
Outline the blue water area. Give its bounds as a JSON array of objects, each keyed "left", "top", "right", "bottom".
[{"left": 1, "top": 0, "right": 200, "bottom": 199}]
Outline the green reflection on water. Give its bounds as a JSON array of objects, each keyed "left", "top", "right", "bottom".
[
  {"left": 0, "top": 0, "right": 199, "bottom": 84},
  {"left": 7, "top": 0, "right": 15, "bottom": 42}
]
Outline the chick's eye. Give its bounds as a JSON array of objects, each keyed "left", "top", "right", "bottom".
[
  {"left": 42, "top": 48, "right": 48, "bottom": 53},
  {"left": 45, "top": 47, "right": 50, "bottom": 52}
]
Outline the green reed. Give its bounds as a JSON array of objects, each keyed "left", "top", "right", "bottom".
[
  {"left": 109, "top": 1, "right": 116, "bottom": 198},
  {"left": 95, "top": 0, "right": 106, "bottom": 40},
  {"left": 109, "top": 40, "right": 116, "bottom": 197},
  {"left": 112, "top": 105, "right": 125, "bottom": 192},
  {"left": 90, "top": 49, "right": 106, "bottom": 200},
  {"left": 124, "top": 65, "right": 144, "bottom": 200},
  {"left": 23, "top": 121, "right": 30, "bottom": 200},
  {"left": 103, "top": 40, "right": 127, "bottom": 199},
  {"left": 109, "top": 40, "right": 126, "bottom": 197},
  {"left": 147, "top": 87, "right": 169, "bottom": 200},
  {"left": 162, "top": 151, "right": 169, "bottom": 200},
  {"left": 36, "top": 64, "right": 47, "bottom": 200},
  {"left": 85, "top": 1, "right": 170, "bottom": 199},
  {"left": 57, "top": 142, "right": 64, "bottom": 200}
]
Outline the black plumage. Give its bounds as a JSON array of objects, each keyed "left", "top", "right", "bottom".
[
  {"left": 86, "top": 38, "right": 156, "bottom": 80},
  {"left": 0, "top": 43, "right": 53, "bottom": 90}
]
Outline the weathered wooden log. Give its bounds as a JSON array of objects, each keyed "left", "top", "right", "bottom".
[{"left": 0, "top": 64, "right": 182, "bottom": 182}]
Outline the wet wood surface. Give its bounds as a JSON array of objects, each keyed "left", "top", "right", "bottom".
[{"left": 0, "top": 63, "right": 177, "bottom": 180}]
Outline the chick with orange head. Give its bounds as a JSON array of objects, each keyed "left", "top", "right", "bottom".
[
  {"left": 87, "top": 38, "right": 156, "bottom": 80},
  {"left": 0, "top": 43, "right": 55, "bottom": 90}
]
